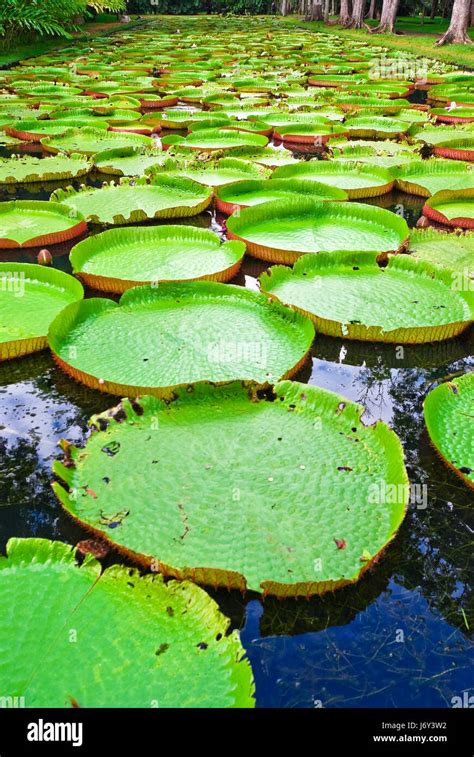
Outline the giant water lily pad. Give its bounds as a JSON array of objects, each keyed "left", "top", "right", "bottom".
[
  {"left": 431, "top": 106, "right": 474, "bottom": 124},
  {"left": 160, "top": 158, "right": 269, "bottom": 188},
  {"left": 0, "top": 154, "right": 91, "bottom": 185},
  {"left": 226, "top": 198, "right": 409, "bottom": 264},
  {"left": 52, "top": 381, "right": 409, "bottom": 596},
  {"left": 423, "top": 189, "right": 474, "bottom": 229},
  {"left": 162, "top": 128, "right": 268, "bottom": 152},
  {"left": 330, "top": 145, "right": 417, "bottom": 169},
  {"left": 215, "top": 178, "right": 347, "bottom": 214},
  {"left": 0, "top": 200, "right": 87, "bottom": 248},
  {"left": 408, "top": 228, "right": 474, "bottom": 276},
  {"left": 47, "top": 282, "right": 314, "bottom": 396},
  {"left": 273, "top": 123, "right": 347, "bottom": 144},
  {"left": 396, "top": 160, "right": 474, "bottom": 197},
  {"left": 42, "top": 127, "right": 153, "bottom": 156},
  {"left": 93, "top": 147, "right": 168, "bottom": 177},
  {"left": 259, "top": 252, "right": 473, "bottom": 343},
  {"left": 0, "top": 263, "right": 83, "bottom": 360},
  {"left": 51, "top": 177, "right": 212, "bottom": 225},
  {"left": 0, "top": 538, "right": 254, "bottom": 707},
  {"left": 4, "top": 119, "right": 106, "bottom": 142},
  {"left": 227, "top": 146, "right": 298, "bottom": 168},
  {"left": 272, "top": 160, "right": 394, "bottom": 199},
  {"left": 424, "top": 372, "right": 474, "bottom": 489},
  {"left": 342, "top": 116, "right": 409, "bottom": 139},
  {"left": 70, "top": 226, "right": 246, "bottom": 292}
]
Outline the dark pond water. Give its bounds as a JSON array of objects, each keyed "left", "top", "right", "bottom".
[{"left": 0, "top": 129, "right": 473, "bottom": 709}]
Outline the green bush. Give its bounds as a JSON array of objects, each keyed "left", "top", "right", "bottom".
[{"left": 0, "top": 0, "right": 125, "bottom": 47}]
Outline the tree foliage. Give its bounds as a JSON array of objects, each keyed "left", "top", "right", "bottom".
[{"left": 0, "top": 0, "right": 125, "bottom": 46}]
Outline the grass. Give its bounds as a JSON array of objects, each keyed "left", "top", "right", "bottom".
[{"left": 281, "top": 15, "right": 474, "bottom": 68}]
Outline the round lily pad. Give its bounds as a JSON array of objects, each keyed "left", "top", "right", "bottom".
[
  {"left": 424, "top": 372, "right": 474, "bottom": 489},
  {"left": 342, "top": 116, "right": 409, "bottom": 139},
  {"left": 4, "top": 119, "right": 106, "bottom": 142},
  {"left": 227, "top": 146, "right": 298, "bottom": 168},
  {"left": 0, "top": 200, "right": 87, "bottom": 248},
  {"left": 0, "top": 263, "right": 83, "bottom": 360},
  {"left": 330, "top": 145, "right": 417, "bottom": 169},
  {"left": 272, "top": 160, "right": 395, "bottom": 199},
  {"left": 396, "top": 160, "right": 474, "bottom": 197},
  {"left": 162, "top": 128, "right": 268, "bottom": 152},
  {"left": 215, "top": 178, "right": 347, "bottom": 214},
  {"left": 93, "top": 147, "right": 171, "bottom": 177},
  {"left": 42, "top": 127, "right": 153, "bottom": 156},
  {"left": 423, "top": 189, "right": 474, "bottom": 229},
  {"left": 226, "top": 198, "right": 409, "bottom": 264},
  {"left": 0, "top": 538, "right": 255, "bottom": 707},
  {"left": 408, "top": 228, "right": 474, "bottom": 276},
  {"left": 273, "top": 123, "right": 347, "bottom": 144},
  {"left": 50, "top": 177, "right": 213, "bottom": 225},
  {"left": 259, "top": 251, "right": 473, "bottom": 343},
  {"left": 0, "top": 154, "right": 91, "bottom": 185},
  {"left": 70, "top": 226, "right": 246, "bottom": 292},
  {"left": 432, "top": 106, "right": 474, "bottom": 124},
  {"left": 160, "top": 157, "right": 269, "bottom": 189},
  {"left": 47, "top": 282, "right": 314, "bottom": 397},
  {"left": 52, "top": 381, "right": 409, "bottom": 597}
]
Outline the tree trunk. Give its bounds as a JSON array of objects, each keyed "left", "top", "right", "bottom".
[
  {"left": 280, "top": 0, "right": 290, "bottom": 15},
  {"left": 339, "top": 0, "right": 352, "bottom": 24},
  {"left": 437, "top": 0, "right": 472, "bottom": 43},
  {"left": 306, "top": 0, "right": 324, "bottom": 20},
  {"left": 347, "top": 0, "right": 367, "bottom": 27},
  {"left": 470, "top": 0, "right": 474, "bottom": 26},
  {"left": 371, "top": 0, "right": 399, "bottom": 32},
  {"left": 366, "top": 0, "right": 377, "bottom": 18},
  {"left": 430, "top": 0, "right": 438, "bottom": 20}
]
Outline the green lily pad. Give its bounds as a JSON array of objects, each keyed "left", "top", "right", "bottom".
[
  {"left": 93, "top": 146, "right": 168, "bottom": 177},
  {"left": 259, "top": 252, "right": 473, "bottom": 343},
  {"left": 162, "top": 128, "right": 268, "bottom": 152},
  {"left": 0, "top": 263, "right": 83, "bottom": 360},
  {"left": 227, "top": 146, "right": 298, "bottom": 168},
  {"left": 5, "top": 119, "right": 107, "bottom": 141},
  {"left": 70, "top": 226, "right": 246, "bottom": 293},
  {"left": 342, "top": 116, "right": 409, "bottom": 139},
  {"left": 423, "top": 189, "right": 474, "bottom": 229},
  {"left": 0, "top": 200, "right": 87, "bottom": 248},
  {"left": 410, "top": 124, "right": 474, "bottom": 148},
  {"left": 52, "top": 381, "right": 408, "bottom": 596},
  {"left": 226, "top": 198, "right": 408, "bottom": 264},
  {"left": 408, "top": 228, "right": 474, "bottom": 276},
  {"left": 159, "top": 157, "right": 269, "bottom": 188},
  {"left": 47, "top": 282, "right": 314, "bottom": 397},
  {"left": 273, "top": 123, "right": 347, "bottom": 144},
  {"left": 0, "top": 538, "right": 254, "bottom": 707},
  {"left": 0, "top": 154, "right": 91, "bottom": 185},
  {"left": 215, "top": 178, "right": 347, "bottom": 213},
  {"left": 50, "top": 177, "right": 212, "bottom": 225},
  {"left": 431, "top": 107, "right": 474, "bottom": 124},
  {"left": 42, "top": 127, "right": 153, "bottom": 156},
  {"left": 396, "top": 160, "right": 474, "bottom": 197},
  {"left": 424, "top": 372, "right": 474, "bottom": 489},
  {"left": 330, "top": 145, "right": 418, "bottom": 169},
  {"left": 272, "top": 160, "right": 395, "bottom": 199}
]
